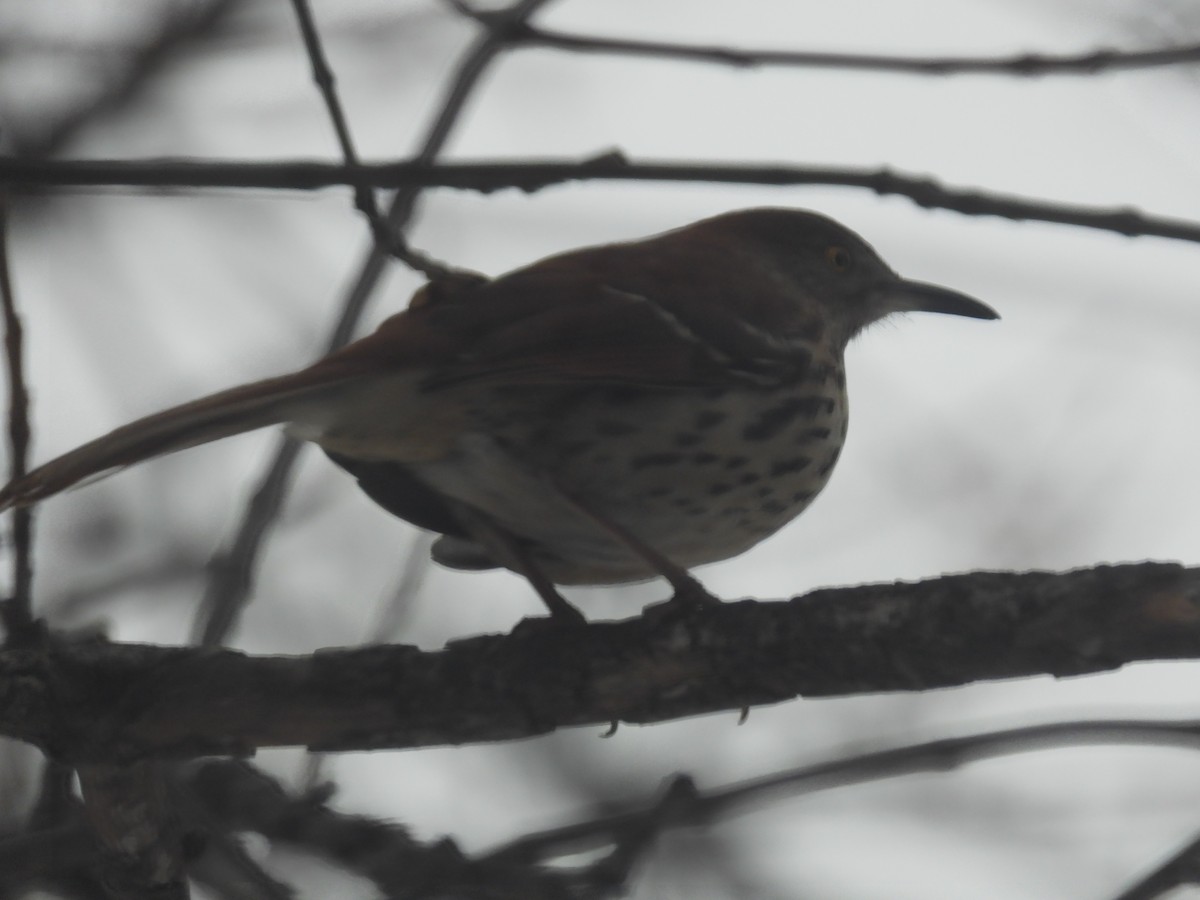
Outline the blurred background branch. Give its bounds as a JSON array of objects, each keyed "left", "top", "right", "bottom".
[{"left": 6, "top": 154, "right": 1200, "bottom": 243}]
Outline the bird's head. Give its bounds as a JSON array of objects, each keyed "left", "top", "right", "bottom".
[{"left": 709, "top": 208, "right": 998, "bottom": 347}]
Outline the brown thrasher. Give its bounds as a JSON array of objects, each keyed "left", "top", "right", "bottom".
[{"left": 0, "top": 208, "right": 996, "bottom": 621}]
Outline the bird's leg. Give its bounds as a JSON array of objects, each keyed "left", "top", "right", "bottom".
[
  {"left": 449, "top": 503, "right": 587, "bottom": 625},
  {"left": 551, "top": 484, "right": 719, "bottom": 608},
  {"left": 504, "top": 536, "right": 588, "bottom": 626}
]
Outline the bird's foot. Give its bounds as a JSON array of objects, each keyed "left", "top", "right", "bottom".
[
  {"left": 665, "top": 573, "right": 721, "bottom": 609},
  {"left": 538, "top": 592, "right": 589, "bottom": 627}
]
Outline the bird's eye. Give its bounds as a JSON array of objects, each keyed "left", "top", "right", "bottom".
[{"left": 825, "top": 246, "right": 853, "bottom": 272}]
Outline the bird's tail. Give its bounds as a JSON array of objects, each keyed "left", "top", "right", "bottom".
[{"left": 0, "top": 366, "right": 354, "bottom": 511}]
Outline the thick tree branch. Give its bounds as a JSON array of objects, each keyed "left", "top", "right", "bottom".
[
  {"left": 2, "top": 562, "right": 1197, "bottom": 764},
  {"left": 4, "top": 155, "right": 1198, "bottom": 244}
]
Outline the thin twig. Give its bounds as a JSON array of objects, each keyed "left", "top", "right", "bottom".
[
  {"left": 485, "top": 718, "right": 1200, "bottom": 866},
  {"left": 15, "top": 720, "right": 1200, "bottom": 899},
  {"left": 15, "top": 0, "right": 239, "bottom": 159},
  {"left": 5, "top": 154, "right": 1200, "bottom": 245},
  {"left": 0, "top": 194, "right": 35, "bottom": 644},
  {"left": 584, "top": 775, "right": 699, "bottom": 890},
  {"left": 1112, "top": 830, "right": 1200, "bottom": 900},
  {"left": 189, "top": 760, "right": 578, "bottom": 899},
  {"left": 49, "top": 546, "right": 207, "bottom": 619},
  {"left": 367, "top": 532, "right": 434, "bottom": 644},
  {"left": 191, "top": 0, "right": 555, "bottom": 647},
  {"left": 174, "top": 772, "right": 297, "bottom": 900},
  {"left": 498, "top": 26, "right": 1200, "bottom": 76},
  {"left": 287, "top": 0, "right": 374, "bottom": 206},
  {"left": 195, "top": 435, "right": 303, "bottom": 646},
  {"left": 4, "top": 759, "right": 578, "bottom": 898},
  {"left": 286, "top": 0, "right": 463, "bottom": 281}
]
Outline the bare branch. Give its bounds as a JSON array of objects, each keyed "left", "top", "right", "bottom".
[
  {"left": 182, "top": 792, "right": 295, "bottom": 900},
  {"left": 1112, "top": 829, "right": 1200, "bottom": 900},
  {"left": 0, "top": 194, "right": 36, "bottom": 644},
  {"left": 76, "top": 761, "right": 188, "bottom": 900},
  {"left": 5, "top": 562, "right": 1200, "bottom": 763},
  {"left": 365, "top": 532, "right": 434, "bottom": 644},
  {"left": 2, "top": 759, "right": 595, "bottom": 899},
  {"left": 286, "top": 0, "right": 466, "bottom": 282},
  {"left": 193, "top": 433, "right": 302, "bottom": 647},
  {"left": 580, "top": 775, "right": 700, "bottom": 891},
  {"left": 5, "top": 154, "right": 1197, "bottom": 245},
  {"left": 499, "top": 26, "right": 1200, "bottom": 77},
  {"left": 488, "top": 719, "right": 1200, "bottom": 867},
  {"left": 191, "top": 0, "right": 555, "bottom": 648},
  {"left": 12, "top": 1, "right": 239, "bottom": 160},
  {"left": 13, "top": 725, "right": 1200, "bottom": 899},
  {"left": 189, "top": 760, "right": 580, "bottom": 899}
]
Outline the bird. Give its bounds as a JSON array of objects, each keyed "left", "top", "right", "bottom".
[{"left": 0, "top": 208, "right": 997, "bottom": 622}]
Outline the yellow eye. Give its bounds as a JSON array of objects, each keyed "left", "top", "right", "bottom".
[{"left": 825, "top": 246, "right": 853, "bottom": 272}]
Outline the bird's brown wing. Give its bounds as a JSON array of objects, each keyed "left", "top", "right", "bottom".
[
  {"left": 329, "top": 241, "right": 811, "bottom": 393},
  {"left": 0, "top": 226, "right": 811, "bottom": 510}
]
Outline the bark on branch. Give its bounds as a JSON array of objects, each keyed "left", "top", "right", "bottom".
[{"left": 2, "top": 561, "right": 1196, "bottom": 764}]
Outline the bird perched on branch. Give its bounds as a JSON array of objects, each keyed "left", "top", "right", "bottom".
[{"left": 0, "top": 208, "right": 996, "bottom": 622}]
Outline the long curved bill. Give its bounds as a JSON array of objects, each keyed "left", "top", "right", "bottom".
[{"left": 889, "top": 279, "right": 999, "bottom": 320}]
